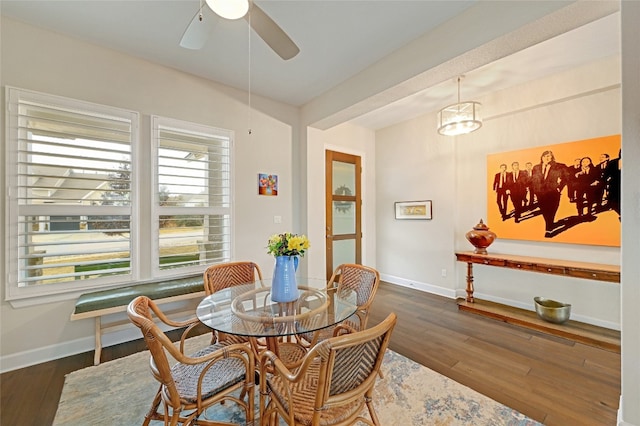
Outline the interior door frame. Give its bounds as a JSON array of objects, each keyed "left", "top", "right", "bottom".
[{"left": 325, "top": 150, "right": 362, "bottom": 279}]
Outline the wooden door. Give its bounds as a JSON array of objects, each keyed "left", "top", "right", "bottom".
[{"left": 325, "top": 150, "right": 362, "bottom": 279}]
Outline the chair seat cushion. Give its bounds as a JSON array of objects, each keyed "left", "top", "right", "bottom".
[
  {"left": 171, "top": 344, "right": 247, "bottom": 403},
  {"left": 267, "top": 359, "right": 363, "bottom": 425}
]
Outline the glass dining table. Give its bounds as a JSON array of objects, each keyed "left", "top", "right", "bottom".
[{"left": 196, "top": 277, "right": 358, "bottom": 367}]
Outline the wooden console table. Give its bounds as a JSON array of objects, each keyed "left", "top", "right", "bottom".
[{"left": 454, "top": 251, "right": 621, "bottom": 352}]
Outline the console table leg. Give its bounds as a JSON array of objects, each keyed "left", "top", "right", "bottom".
[{"left": 465, "top": 262, "right": 475, "bottom": 303}]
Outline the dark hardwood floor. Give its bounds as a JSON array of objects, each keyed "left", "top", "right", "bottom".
[{"left": 1, "top": 282, "right": 620, "bottom": 425}]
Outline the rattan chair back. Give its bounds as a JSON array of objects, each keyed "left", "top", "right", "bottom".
[
  {"left": 260, "top": 312, "right": 397, "bottom": 426},
  {"left": 203, "top": 261, "right": 263, "bottom": 294},
  {"left": 127, "top": 296, "right": 255, "bottom": 426},
  {"left": 299, "top": 264, "right": 380, "bottom": 348},
  {"left": 203, "top": 261, "right": 264, "bottom": 345},
  {"left": 331, "top": 264, "right": 380, "bottom": 330}
]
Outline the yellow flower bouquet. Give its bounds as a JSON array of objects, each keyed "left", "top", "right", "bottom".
[{"left": 267, "top": 232, "right": 310, "bottom": 257}]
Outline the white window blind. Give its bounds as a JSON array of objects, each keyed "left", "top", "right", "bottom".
[
  {"left": 152, "top": 116, "right": 232, "bottom": 273},
  {"left": 6, "top": 87, "right": 137, "bottom": 297}
]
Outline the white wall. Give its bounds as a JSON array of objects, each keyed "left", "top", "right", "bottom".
[
  {"left": 306, "top": 123, "right": 376, "bottom": 279},
  {"left": 375, "top": 115, "right": 458, "bottom": 297},
  {"left": 620, "top": 2, "right": 640, "bottom": 424},
  {"left": 0, "top": 17, "right": 299, "bottom": 369},
  {"left": 375, "top": 56, "right": 621, "bottom": 329}
]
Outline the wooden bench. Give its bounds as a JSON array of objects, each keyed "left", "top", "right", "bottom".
[{"left": 70, "top": 274, "right": 205, "bottom": 365}]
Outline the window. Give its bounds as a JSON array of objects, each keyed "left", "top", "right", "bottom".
[
  {"left": 151, "top": 116, "right": 232, "bottom": 275},
  {"left": 5, "top": 87, "right": 138, "bottom": 300},
  {"left": 5, "top": 88, "right": 233, "bottom": 302}
]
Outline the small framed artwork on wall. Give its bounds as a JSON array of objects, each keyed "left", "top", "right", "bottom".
[
  {"left": 395, "top": 200, "right": 432, "bottom": 220},
  {"left": 258, "top": 173, "right": 278, "bottom": 196}
]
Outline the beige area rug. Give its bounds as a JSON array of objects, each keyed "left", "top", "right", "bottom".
[{"left": 54, "top": 335, "right": 542, "bottom": 425}]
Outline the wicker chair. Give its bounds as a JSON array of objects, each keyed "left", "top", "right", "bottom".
[
  {"left": 203, "top": 261, "right": 263, "bottom": 345},
  {"left": 259, "top": 312, "right": 397, "bottom": 426},
  {"left": 127, "top": 296, "right": 255, "bottom": 426},
  {"left": 299, "top": 263, "right": 380, "bottom": 348}
]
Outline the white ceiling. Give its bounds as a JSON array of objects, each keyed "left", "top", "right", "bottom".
[
  {"left": 1, "top": 1, "right": 620, "bottom": 130},
  {"left": 1, "top": 0, "right": 476, "bottom": 106},
  {"left": 352, "top": 11, "right": 620, "bottom": 130}
]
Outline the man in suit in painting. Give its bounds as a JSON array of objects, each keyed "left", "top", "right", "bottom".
[
  {"left": 565, "top": 158, "right": 582, "bottom": 204},
  {"left": 493, "top": 163, "right": 510, "bottom": 220},
  {"left": 603, "top": 149, "right": 621, "bottom": 219},
  {"left": 595, "top": 153, "right": 611, "bottom": 208},
  {"left": 574, "top": 157, "right": 600, "bottom": 217},
  {"left": 522, "top": 161, "right": 535, "bottom": 208},
  {"left": 508, "top": 161, "right": 527, "bottom": 223},
  {"left": 531, "top": 150, "right": 568, "bottom": 236}
]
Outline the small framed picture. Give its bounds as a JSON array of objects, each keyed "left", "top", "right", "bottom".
[
  {"left": 258, "top": 173, "right": 278, "bottom": 196},
  {"left": 395, "top": 200, "right": 432, "bottom": 220}
]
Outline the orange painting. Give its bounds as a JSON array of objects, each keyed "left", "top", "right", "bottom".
[{"left": 486, "top": 135, "right": 621, "bottom": 247}]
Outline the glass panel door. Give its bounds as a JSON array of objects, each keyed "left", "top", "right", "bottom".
[{"left": 325, "top": 151, "right": 361, "bottom": 279}]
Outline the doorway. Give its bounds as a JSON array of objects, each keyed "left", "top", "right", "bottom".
[{"left": 325, "top": 150, "right": 362, "bottom": 279}]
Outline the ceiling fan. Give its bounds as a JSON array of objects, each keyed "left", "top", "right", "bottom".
[{"left": 180, "top": 0, "right": 300, "bottom": 60}]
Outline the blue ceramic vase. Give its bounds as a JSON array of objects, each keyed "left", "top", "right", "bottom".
[{"left": 271, "top": 255, "right": 299, "bottom": 302}]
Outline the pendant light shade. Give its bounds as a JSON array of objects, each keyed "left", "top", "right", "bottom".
[
  {"left": 206, "top": 0, "right": 249, "bottom": 20},
  {"left": 437, "top": 76, "right": 482, "bottom": 136}
]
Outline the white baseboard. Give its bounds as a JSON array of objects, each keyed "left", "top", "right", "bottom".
[
  {"left": 0, "top": 327, "right": 142, "bottom": 373},
  {"left": 379, "top": 273, "right": 457, "bottom": 299},
  {"left": 617, "top": 395, "right": 639, "bottom": 426},
  {"left": 380, "top": 274, "right": 620, "bottom": 331},
  {"left": 1, "top": 336, "right": 91, "bottom": 373},
  {"left": 0, "top": 312, "right": 192, "bottom": 373},
  {"left": 471, "top": 291, "right": 620, "bottom": 331}
]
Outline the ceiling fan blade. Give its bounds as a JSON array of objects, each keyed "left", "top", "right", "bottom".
[
  {"left": 180, "top": 6, "right": 217, "bottom": 50},
  {"left": 246, "top": 3, "right": 299, "bottom": 60}
]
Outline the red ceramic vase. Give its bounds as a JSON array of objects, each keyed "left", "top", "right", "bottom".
[{"left": 465, "top": 219, "right": 497, "bottom": 255}]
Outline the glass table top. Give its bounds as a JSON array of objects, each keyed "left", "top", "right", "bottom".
[{"left": 196, "top": 277, "right": 358, "bottom": 338}]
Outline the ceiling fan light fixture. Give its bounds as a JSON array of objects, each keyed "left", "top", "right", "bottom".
[
  {"left": 437, "top": 76, "right": 482, "bottom": 136},
  {"left": 206, "top": 0, "right": 249, "bottom": 20}
]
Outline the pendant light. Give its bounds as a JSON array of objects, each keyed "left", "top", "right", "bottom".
[{"left": 437, "top": 76, "right": 482, "bottom": 136}]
